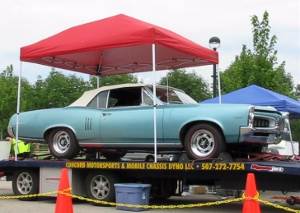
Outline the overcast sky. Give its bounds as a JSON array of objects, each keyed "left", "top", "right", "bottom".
[{"left": 1, "top": 0, "right": 299, "bottom": 87}]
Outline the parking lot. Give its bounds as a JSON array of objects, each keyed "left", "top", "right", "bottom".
[{"left": 1, "top": 180, "right": 300, "bottom": 213}]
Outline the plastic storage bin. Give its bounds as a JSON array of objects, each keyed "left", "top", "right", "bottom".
[
  {"left": 0, "top": 141, "right": 11, "bottom": 160},
  {"left": 114, "top": 183, "right": 151, "bottom": 212}
]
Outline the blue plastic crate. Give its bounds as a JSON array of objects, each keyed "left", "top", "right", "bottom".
[{"left": 114, "top": 183, "right": 151, "bottom": 212}]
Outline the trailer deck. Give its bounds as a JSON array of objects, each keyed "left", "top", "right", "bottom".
[{"left": 1, "top": 154, "right": 300, "bottom": 194}]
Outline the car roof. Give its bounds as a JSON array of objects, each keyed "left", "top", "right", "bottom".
[
  {"left": 69, "top": 83, "right": 184, "bottom": 107},
  {"left": 69, "top": 83, "right": 146, "bottom": 107}
]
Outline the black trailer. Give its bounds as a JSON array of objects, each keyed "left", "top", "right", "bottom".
[{"left": 0, "top": 154, "right": 300, "bottom": 203}]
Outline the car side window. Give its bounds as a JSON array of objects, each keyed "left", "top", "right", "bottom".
[
  {"left": 109, "top": 87, "right": 142, "bottom": 107},
  {"left": 87, "top": 91, "right": 108, "bottom": 108},
  {"left": 142, "top": 88, "right": 153, "bottom": 105}
]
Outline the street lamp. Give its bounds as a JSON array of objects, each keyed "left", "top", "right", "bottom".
[{"left": 209, "top": 37, "right": 221, "bottom": 98}]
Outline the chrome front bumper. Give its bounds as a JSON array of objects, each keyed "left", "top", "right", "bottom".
[{"left": 239, "top": 126, "right": 289, "bottom": 144}]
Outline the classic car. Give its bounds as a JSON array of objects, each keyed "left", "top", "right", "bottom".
[{"left": 7, "top": 83, "right": 290, "bottom": 160}]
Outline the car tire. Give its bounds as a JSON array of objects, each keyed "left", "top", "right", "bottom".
[
  {"left": 48, "top": 128, "right": 80, "bottom": 159},
  {"left": 85, "top": 171, "right": 119, "bottom": 205},
  {"left": 184, "top": 123, "right": 225, "bottom": 160},
  {"left": 12, "top": 169, "right": 39, "bottom": 201},
  {"left": 145, "top": 155, "right": 155, "bottom": 162}
]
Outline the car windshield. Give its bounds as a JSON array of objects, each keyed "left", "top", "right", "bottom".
[{"left": 147, "top": 86, "right": 197, "bottom": 104}]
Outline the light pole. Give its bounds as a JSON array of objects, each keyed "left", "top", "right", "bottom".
[{"left": 209, "top": 37, "right": 220, "bottom": 98}]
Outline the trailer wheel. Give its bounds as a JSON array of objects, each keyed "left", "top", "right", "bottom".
[
  {"left": 48, "top": 128, "right": 80, "bottom": 159},
  {"left": 12, "top": 169, "right": 39, "bottom": 201},
  {"left": 85, "top": 171, "right": 119, "bottom": 205},
  {"left": 184, "top": 124, "right": 225, "bottom": 160}
]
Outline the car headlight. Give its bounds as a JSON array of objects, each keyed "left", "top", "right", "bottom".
[
  {"left": 283, "top": 113, "right": 290, "bottom": 131},
  {"left": 248, "top": 106, "right": 255, "bottom": 128}
]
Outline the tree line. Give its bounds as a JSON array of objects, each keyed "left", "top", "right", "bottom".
[{"left": 1, "top": 11, "right": 299, "bottom": 141}]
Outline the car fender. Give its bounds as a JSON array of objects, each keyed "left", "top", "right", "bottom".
[
  {"left": 43, "top": 124, "right": 77, "bottom": 140},
  {"left": 179, "top": 117, "right": 225, "bottom": 138}
]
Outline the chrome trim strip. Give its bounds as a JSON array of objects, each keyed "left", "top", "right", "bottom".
[{"left": 80, "top": 143, "right": 183, "bottom": 148}]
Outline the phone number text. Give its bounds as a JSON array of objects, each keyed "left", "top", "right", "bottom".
[{"left": 201, "top": 163, "right": 245, "bottom": 170}]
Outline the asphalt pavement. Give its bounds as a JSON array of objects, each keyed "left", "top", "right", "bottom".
[{"left": 0, "top": 179, "right": 300, "bottom": 213}]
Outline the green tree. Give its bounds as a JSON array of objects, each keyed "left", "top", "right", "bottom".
[
  {"left": 89, "top": 74, "right": 139, "bottom": 88},
  {"left": 295, "top": 84, "right": 300, "bottom": 100},
  {"left": 290, "top": 120, "right": 300, "bottom": 142},
  {"left": 220, "top": 11, "right": 295, "bottom": 98},
  {"left": 34, "top": 68, "right": 90, "bottom": 109},
  {"left": 158, "top": 69, "right": 212, "bottom": 102},
  {"left": 219, "top": 11, "right": 299, "bottom": 141},
  {"left": 0, "top": 65, "right": 32, "bottom": 139},
  {"left": 27, "top": 75, "right": 47, "bottom": 110},
  {"left": 290, "top": 83, "right": 300, "bottom": 142}
]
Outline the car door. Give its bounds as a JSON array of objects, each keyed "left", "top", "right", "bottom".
[
  {"left": 100, "top": 87, "right": 163, "bottom": 145},
  {"left": 100, "top": 105, "right": 163, "bottom": 144}
]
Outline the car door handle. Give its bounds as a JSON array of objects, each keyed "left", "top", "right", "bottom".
[{"left": 102, "top": 113, "right": 111, "bottom": 116}]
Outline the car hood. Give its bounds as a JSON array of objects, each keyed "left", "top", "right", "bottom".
[{"left": 200, "top": 103, "right": 276, "bottom": 110}]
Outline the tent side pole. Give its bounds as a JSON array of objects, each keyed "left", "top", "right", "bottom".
[
  {"left": 15, "top": 62, "right": 23, "bottom": 161},
  {"left": 152, "top": 44, "right": 157, "bottom": 163},
  {"left": 217, "top": 64, "right": 222, "bottom": 103}
]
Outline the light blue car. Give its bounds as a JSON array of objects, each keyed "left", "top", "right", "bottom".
[{"left": 7, "top": 83, "right": 290, "bottom": 160}]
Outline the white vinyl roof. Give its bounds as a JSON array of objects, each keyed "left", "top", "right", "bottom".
[{"left": 68, "top": 83, "right": 147, "bottom": 107}]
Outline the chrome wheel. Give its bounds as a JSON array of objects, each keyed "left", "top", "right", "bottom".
[
  {"left": 48, "top": 128, "right": 80, "bottom": 159},
  {"left": 13, "top": 169, "right": 39, "bottom": 200},
  {"left": 190, "top": 129, "right": 215, "bottom": 157},
  {"left": 184, "top": 124, "right": 225, "bottom": 160},
  {"left": 52, "top": 130, "right": 70, "bottom": 154},
  {"left": 90, "top": 175, "right": 110, "bottom": 199},
  {"left": 16, "top": 172, "right": 33, "bottom": 194},
  {"left": 85, "top": 171, "right": 119, "bottom": 203}
]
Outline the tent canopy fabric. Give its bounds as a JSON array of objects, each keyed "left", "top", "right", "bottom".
[
  {"left": 201, "top": 85, "right": 300, "bottom": 119},
  {"left": 20, "top": 14, "right": 218, "bottom": 76},
  {"left": 19, "top": 14, "right": 218, "bottom": 161}
]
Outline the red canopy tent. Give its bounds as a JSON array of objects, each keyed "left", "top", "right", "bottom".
[
  {"left": 18, "top": 14, "right": 218, "bottom": 161},
  {"left": 20, "top": 14, "right": 218, "bottom": 76}
]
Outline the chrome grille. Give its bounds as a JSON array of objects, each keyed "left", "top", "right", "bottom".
[{"left": 253, "top": 118, "right": 269, "bottom": 127}]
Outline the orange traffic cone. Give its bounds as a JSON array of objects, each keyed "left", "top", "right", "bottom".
[
  {"left": 55, "top": 168, "right": 73, "bottom": 213},
  {"left": 242, "top": 173, "right": 260, "bottom": 213}
]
